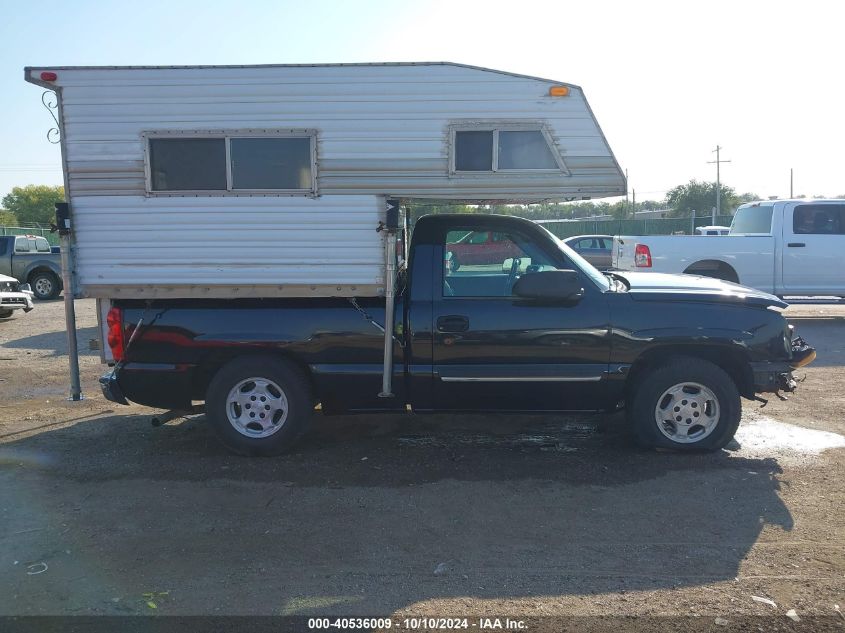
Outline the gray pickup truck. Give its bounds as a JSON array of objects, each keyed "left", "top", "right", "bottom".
[{"left": 0, "top": 235, "right": 63, "bottom": 300}]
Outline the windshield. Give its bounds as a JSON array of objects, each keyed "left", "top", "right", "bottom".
[
  {"left": 538, "top": 226, "right": 611, "bottom": 291},
  {"left": 731, "top": 204, "right": 774, "bottom": 234}
]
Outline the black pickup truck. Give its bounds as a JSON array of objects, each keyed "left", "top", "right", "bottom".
[{"left": 100, "top": 214, "right": 814, "bottom": 455}]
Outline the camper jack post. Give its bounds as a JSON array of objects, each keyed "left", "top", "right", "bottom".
[
  {"left": 55, "top": 202, "right": 83, "bottom": 401},
  {"left": 378, "top": 198, "right": 400, "bottom": 398}
]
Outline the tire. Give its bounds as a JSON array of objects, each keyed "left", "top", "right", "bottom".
[
  {"left": 29, "top": 271, "right": 61, "bottom": 300},
  {"left": 628, "top": 357, "right": 740, "bottom": 451},
  {"left": 205, "top": 355, "right": 312, "bottom": 456},
  {"left": 0, "top": 309, "right": 13, "bottom": 319}
]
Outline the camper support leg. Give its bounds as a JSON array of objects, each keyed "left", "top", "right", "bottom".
[
  {"left": 378, "top": 198, "right": 399, "bottom": 398},
  {"left": 55, "top": 202, "right": 82, "bottom": 401}
]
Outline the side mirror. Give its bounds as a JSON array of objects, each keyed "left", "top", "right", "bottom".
[
  {"left": 512, "top": 270, "right": 584, "bottom": 302},
  {"left": 19, "top": 283, "right": 32, "bottom": 293}
]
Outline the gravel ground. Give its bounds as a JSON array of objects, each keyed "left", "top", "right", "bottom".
[{"left": 0, "top": 298, "right": 843, "bottom": 626}]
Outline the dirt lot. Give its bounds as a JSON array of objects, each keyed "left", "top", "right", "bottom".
[{"left": 1, "top": 298, "right": 844, "bottom": 626}]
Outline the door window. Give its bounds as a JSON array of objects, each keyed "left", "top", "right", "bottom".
[
  {"left": 443, "top": 228, "right": 559, "bottom": 297},
  {"left": 14, "top": 237, "right": 30, "bottom": 252},
  {"left": 793, "top": 204, "right": 845, "bottom": 235}
]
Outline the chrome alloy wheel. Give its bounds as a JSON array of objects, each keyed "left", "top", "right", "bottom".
[
  {"left": 225, "top": 377, "right": 289, "bottom": 438},
  {"left": 34, "top": 276, "right": 54, "bottom": 297},
  {"left": 654, "top": 381, "right": 720, "bottom": 444}
]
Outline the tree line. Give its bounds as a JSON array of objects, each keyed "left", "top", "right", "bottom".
[{"left": 2, "top": 182, "right": 843, "bottom": 227}]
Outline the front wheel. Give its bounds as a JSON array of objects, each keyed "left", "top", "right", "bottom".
[
  {"left": 628, "top": 357, "right": 740, "bottom": 451},
  {"left": 205, "top": 356, "right": 313, "bottom": 456},
  {"left": 29, "top": 271, "right": 61, "bottom": 300},
  {"left": 0, "top": 309, "right": 13, "bottom": 319}
]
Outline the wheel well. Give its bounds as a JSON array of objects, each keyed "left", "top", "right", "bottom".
[
  {"left": 191, "top": 350, "right": 316, "bottom": 404},
  {"left": 28, "top": 267, "right": 61, "bottom": 282},
  {"left": 683, "top": 260, "right": 739, "bottom": 284},
  {"left": 625, "top": 346, "right": 754, "bottom": 401}
]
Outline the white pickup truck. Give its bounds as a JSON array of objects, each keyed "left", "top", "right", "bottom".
[{"left": 612, "top": 199, "right": 845, "bottom": 297}]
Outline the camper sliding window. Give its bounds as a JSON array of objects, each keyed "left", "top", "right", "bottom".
[
  {"left": 145, "top": 131, "right": 317, "bottom": 195},
  {"left": 450, "top": 125, "right": 566, "bottom": 174}
]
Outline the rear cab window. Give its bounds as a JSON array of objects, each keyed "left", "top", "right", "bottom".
[{"left": 731, "top": 204, "right": 774, "bottom": 234}]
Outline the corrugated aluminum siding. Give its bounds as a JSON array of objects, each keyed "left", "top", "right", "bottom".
[
  {"left": 32, "top": 63, "right": 624, "bottom": 200},
  {"left": 71, "top": 195, "right": 384, "bottom": 298}
]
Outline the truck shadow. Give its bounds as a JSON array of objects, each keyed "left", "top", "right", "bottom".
[
  {"left": 0, "top": 409, "right": 794, "bottom": 613},
  {"left": 1, "top": 326, "right": 99, "bottom": 357}
]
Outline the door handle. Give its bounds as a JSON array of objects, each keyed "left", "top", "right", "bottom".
[
  {"left": 436, "top": 315, "right": 469, "bottom": 333},
  {"left": 787, "top": 242, "right": 805, "bottom": 247}
]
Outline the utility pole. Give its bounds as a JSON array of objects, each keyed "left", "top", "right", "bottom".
[
  {"left": 707, "top": 145, "right": 731, "bottom": 218},
  {"left": 790, "top": 168, "right": 794, "bottom": 198},
  {"left": 625, "top": 169, "right": 629, "bottom": 216}
]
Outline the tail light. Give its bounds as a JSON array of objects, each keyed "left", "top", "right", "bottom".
[
  {"left": 634, "top": 243, "right": 652, "bottom": 268},
  {"left": 106, "top": 307, "right": 125, "bottom": 362}
]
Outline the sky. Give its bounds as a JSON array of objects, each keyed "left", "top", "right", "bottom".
[{"left": 1, "top": 0, "right": 843, "bottom": 205}]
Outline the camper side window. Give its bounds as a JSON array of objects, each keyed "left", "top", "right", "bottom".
[
  {"left": 452, "top": 127, "right": 562, "bottom": 173},
  {"left": 149, "top": 139, "right": 227, "bottom": 191},
  {"left": 147, "top": 132, "right": 316, "bottom": 194}
]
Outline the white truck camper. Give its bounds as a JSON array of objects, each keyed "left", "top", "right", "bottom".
[{"left": 25, "top": 62, "right": 625, "bottom": 399}]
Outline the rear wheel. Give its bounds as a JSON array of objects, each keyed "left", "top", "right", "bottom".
[
  {"left": 628, "top": 357, "right": 740, "bottom": 451},
  {"left": 29, "top": 271, "right": 61, "bottom": 300},
  {"left": 205, "top": 356, "right": 312, "bottom": 456}
]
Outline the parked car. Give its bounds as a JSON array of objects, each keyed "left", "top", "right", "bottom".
[
  {"left": 0, "top": 273, "right": 35, "bottom": 318},
  {"left": 100, "top": 213, "right": 814, "bottom": 456},
  {"left": 695, "top": 225, "right": 731, "bottom": 236},
  {"left": 563, "top": 234, "right": 613, "bottom": 269},
  {"left": 445, "top": 230, "right": 521, "bottom": 271},
  {"left": 613, "top": 200, "right": 845, "bottom": 297},
  {"left": 0, "top": 235, "right": 63, "bottom": 300}
]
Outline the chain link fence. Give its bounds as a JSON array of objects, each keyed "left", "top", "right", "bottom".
[
  {"left": 541, "top": 215, "right": 735, "bottom": 239},
  {"left": 0, "top": 225, "right": 59, "bottom": 245}
]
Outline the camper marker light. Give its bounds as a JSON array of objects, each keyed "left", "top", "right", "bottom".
[
  {"left": 549, "top": 86, "right": 570, "bottom": 97},
  {"left": 40, "top": 71, "right": 58, "bottom": 82}
]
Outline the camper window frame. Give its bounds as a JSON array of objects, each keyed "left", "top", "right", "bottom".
[
  {"left": 448, "top": 123, "right": 569, "bottom": 176},
  {"left": 142, "top": 129, "right": 318, "bottom": 196}
]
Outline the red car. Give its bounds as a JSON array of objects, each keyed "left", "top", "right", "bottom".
[{"left": 445, "top": 230, "right": 521, "bottom": 271}]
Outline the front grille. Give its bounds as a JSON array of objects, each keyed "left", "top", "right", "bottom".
[
  {"left": 1, "top": 297, "right": 26, "bottom": 306},
  {"left": 0, "top": 282, "right": 18, "bottom": 292}
]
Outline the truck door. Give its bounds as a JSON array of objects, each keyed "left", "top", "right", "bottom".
[
  {"left": 781, "top": 203, "right": 845, "bottom": 295},
  {"left": 430, "top": 222, "right": 612, "bottom": 412}
]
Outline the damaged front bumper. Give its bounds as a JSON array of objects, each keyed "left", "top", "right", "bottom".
[{"left": 752, "top": 335, "right": 816, "bottom": 395}]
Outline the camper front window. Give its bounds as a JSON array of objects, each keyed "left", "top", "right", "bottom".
[{"left": 452, "top": 127, "right": 562, "bottom": 173}]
